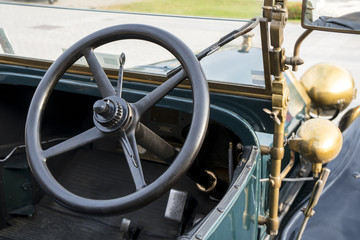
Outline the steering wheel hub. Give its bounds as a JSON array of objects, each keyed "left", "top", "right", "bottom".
[{"left": 93, "top": 96, "right": 130, "bottom": 132}]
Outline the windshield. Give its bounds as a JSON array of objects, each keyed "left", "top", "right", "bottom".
[{"left": 0, "top": 3, "right": 264, "bottom": 88}]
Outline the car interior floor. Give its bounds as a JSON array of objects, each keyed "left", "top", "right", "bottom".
[{"left": 0, "top": 148, "right": 218, "bottom": 240}]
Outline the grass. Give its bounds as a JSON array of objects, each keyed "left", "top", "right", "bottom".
[
  {"left": 103, "top": 0, "right": 264, "bottom": 19},
  {"left": 287, "top": 2, "right": 302, "bottom": 20}
]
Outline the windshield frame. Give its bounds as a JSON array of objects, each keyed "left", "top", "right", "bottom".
[{"left": 0, "top": 2, "right": 272, "bottom": 99}]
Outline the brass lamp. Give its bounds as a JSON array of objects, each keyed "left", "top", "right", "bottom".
[
  {"left": 300, "top": 63, "right": 355, "bottom": 116},
  {"left": 289, "top": 118, "right": 343, "bottom": 177}
]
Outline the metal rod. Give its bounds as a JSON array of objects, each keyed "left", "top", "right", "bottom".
[
  {"left": 228, "top": 142, "right": 234, "bottom": 182},
  {"left": 296, "top": 216, "right": 309, "bottom": 240},
  {"left": 260, "top": 18, "right": 272, "bottom": 94},
  {"left": 280, "top": 150, "right": 295, "bottom": 180},
  {"left": 292, "top": 29, "right": 313, "bottom": 71},
  {"left": 293, "top": 29, "right": 313, "bottom": 58},
  {"left": 117, "top": 52, "right": 126, "bottom": 97},
  {"left": 260, "top": 177, "right": 314, "bottom": 182},
  {"left": 268, "top": 115, "right": 285, "bottom": 235},
  {"left": 0, "top": 137, "right": 68, "bottom": 162}
]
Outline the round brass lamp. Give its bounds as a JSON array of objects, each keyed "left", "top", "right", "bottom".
[
  {"left": 300, "top": 63, "right": 355, "bottom": 116},
  {"left": 289, "top": 118, "right": 343, "bottom": 176}
]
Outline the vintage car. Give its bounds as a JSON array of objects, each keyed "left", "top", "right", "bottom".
[{"left": 0, "top": 0, "right": 359, "bottom": 239}]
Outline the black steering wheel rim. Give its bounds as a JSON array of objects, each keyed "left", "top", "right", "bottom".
[{"left": 25, "top": 24, "right": 209, "bottom": 214}]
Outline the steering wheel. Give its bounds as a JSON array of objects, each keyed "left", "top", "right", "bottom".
[{"left": 25, "top": 24, "right": 209, "bottom": 214}]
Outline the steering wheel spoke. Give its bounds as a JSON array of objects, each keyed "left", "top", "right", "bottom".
[
  {"left": 83, "top": 48, "right": 116, "bottom": 97},
  {"left": 42, "top": 127, "right": 105, "bottom": 159},
  {"left": 120, "top": 130, "right": 146, "bottom": 190},
  {"left": 134, "top": 69, "right": 186, "bottom": 116}
]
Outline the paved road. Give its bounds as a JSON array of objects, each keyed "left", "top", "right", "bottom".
[{"left": 0, "top": 4, "right": 255, "bottom": 66}]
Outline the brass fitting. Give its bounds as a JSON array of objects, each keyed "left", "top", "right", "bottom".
[
  {"left": 312, "top": 163, "right": 322, "bottom": 178},
  {"left": 262, "top": 0, "right": 273, "bottom": 20},
  {"left": 270, "top": 147, "right": 284, "bottom": 160},
  {"left": 260, "top": 145, "right": 271, "bottom": 155},
  {"left": 196, "top": 170, "right": 217, "bottom": 192},
  {"left": 266, "top": 217, "right": 279, "bottom": 236},
  {"left": 269, "top": 175, "right": 282, "bottom": 188},
  {"left": 258, "top": 215, "right": 268, "bottom": 225}
]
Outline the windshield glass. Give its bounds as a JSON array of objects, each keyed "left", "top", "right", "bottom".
[{"left": 0, "top": 3, "right": 264, "bottom": 88}]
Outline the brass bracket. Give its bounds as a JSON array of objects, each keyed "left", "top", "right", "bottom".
[
  {"left": 268, "top": 3, "right": 288, "bottom": 77},
  {"left": 270, "top": 48, "right": 288, "bottom": 79},
  {"left": 260, "top": 145, "right": 271, "bottom": 155},
  {"left": 266, "top": 217, "right": 280, "bottom": 236},
  {"left": 258, "top": 215, "right": 268, "bottom": 225},
  {"left": 262, "top": 0, "right": 273, "bottom": 21},
  {"left": 269, "top": 174, "right": 282, "bottom": 188},
  {"left": 270, "top": 7, "right": 287, "bottom": 48},
  {"left": 288, "top": 137, "right": 302, "bottom": 153},
  {"left": 272, "top": 80, "right": 290, "bottom": 123},
  {"left": 270, "top": 147, "right": 284, "bottom": 160},
  {"left": 312, "top": 163, "right": 323, "bottom": 178}
]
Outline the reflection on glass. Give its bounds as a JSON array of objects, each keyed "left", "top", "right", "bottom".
[{"left": 304, "top": 0, "right": 360, "bottom": 31}]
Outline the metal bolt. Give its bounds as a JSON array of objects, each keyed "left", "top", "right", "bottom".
[
  {"left": 353, "top": 172, "right": 360, "bottom": 179},
  {"left": 93, "top": 100, "right": 109, "bottom": 114},
  {"left": 299, "top": 168, "right": 307, "bottom": 177},
  {"left": 195, "top": 234, "right": 203, "bottom": 240},
  {"left": 236, "top": 143, "right": 243, "bottom": 150},
  {"left": 217, "top": 207, "right": 224, "bottom": 213}
]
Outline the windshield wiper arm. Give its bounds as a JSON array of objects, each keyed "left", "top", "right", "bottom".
[{"left": 167, "top": 17, "right": 260, "bottom": 77}]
